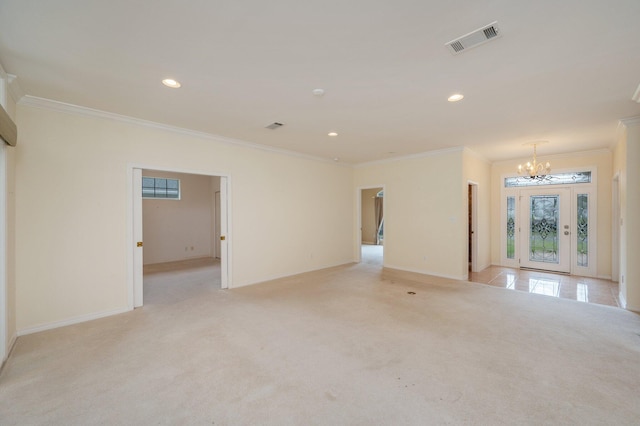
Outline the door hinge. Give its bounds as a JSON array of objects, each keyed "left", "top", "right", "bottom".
[{"left": 136, "top": 241, "right": 143, "bottom": 247}]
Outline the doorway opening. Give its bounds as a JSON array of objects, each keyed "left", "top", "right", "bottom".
[
  {"left": 501, "top": 170, "right": 597, "bottom": 277},
  {"left": 129, "top": 167, "right": 229, "bottom": 309},
  {"left": 468, "top": 182, "right": 478, "bottom": 273},
  {"left": 359, "top": 186, "right": 384, "bottom": 266}
]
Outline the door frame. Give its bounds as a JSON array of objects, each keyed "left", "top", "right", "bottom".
[
  {"left": 127, "top": 165, "right": 232, "bottom": 309},
  {"left": 612, "top": 173, "right": 620, "bottom": 282},
  {"left": 500, "top": 167, "right": 598, "bottom": 276},
  {"left": 467, "top": 181, "right": 479, "bottom": 273},
  {"left": 356, "top": 185, "right": 385, "bottom": 263},
  {"left": 519, "top": 187, "right": 572, "bottom": 273},
  {"left": 0, "top": 142, "right": 6, "bottom": 363}
]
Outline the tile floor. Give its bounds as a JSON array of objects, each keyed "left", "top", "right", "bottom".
[{"left": 468, "top": 266, "right": 620, "bottom": 308}]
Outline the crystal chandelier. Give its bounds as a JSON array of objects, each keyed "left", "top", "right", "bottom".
[{"left": 517, "top": 142, "right": 551, "bottom": 177}]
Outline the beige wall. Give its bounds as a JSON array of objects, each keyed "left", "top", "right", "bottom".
[
  {"left": 142, "top": 171, "right": 214, "bottom": 265},
  {"left": 354, "top": 149, "right": 466, "bottom": 280},
  {"left": 462, "top": 149, "right": 492, "bottom": 273},
  {"left": 490, "top": 149, "right": 612, "bottom": 278},
  {"left": 361, "top": 188, "right": 381, "bottom": 244},
  {"left": 14, "top": 101, "right": 354, "bottom": 332},
  {"left": 614, "top": 118, "right": 640, "bottom": 311}
]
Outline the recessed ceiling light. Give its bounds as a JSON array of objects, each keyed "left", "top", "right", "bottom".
[
  {"left": 312, "top": 88, "right": 325, "bottom": 97},
  {"left": 448, "top": 93, "right": 464, "bottom": 102},
  {"left": 162, "top": 78, "right": 181, "bottom": 88},
  {"left": 333, "top": 157, "right": 339, "bottom": 162},
  {"left": 328, "top": 132, "right": 338, "bottom": 137}
]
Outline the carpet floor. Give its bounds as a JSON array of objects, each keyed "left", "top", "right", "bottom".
[{"left": 1, "top": 258, "right": 639, "bottom": 425}]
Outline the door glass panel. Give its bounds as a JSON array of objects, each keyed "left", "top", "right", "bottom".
[
  {"left": 577, "top": 194, "right": 588, "bottom": 267},
  {"left": 506, "top": 196, "right": 515, "bottom": 259},
  {"left": 529, "top": 195, "right": 559, "bottom": 264}
]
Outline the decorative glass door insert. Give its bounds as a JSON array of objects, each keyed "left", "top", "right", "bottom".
[
  {"left": 529, "top": 195, "right": 559, "bottom": 263},
  {"left": 520, "top": 188, "right": 571, "bottom": 273}
]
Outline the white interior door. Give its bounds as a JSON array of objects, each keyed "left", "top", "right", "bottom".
[{"left": 520, "top": 187, "right": 571, "bottom": 273}]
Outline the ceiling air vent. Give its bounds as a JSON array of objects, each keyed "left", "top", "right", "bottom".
[
  {"left": 445, "top": 21, "right": 501, "bottom": 55},
  {"left": 265, "top": 122, "right": 284, "bottom": 130}
]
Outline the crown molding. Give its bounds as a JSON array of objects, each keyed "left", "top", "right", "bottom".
[
  {"left": 632, "top": 83, "right": 640, "bottom": 103},
  {"left": 354, "top": 146, "right": 464, "bottom": 168},
  {"left": 6, "top": 75, "right": 24, "bottom": 103},
  {"left": 18, "top": 95, "right": 351, "bottom": 167},
  {"left": 491, "top": 147, "right": 611, "bottom": 166},
  {"left": 619, "top": 116, "right": 640, "bottom": 127},
  {"left": 462, "top": 147, "right": 491, "bottom": 164}
]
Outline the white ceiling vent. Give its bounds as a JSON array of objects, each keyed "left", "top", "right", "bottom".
[
  {"left": 445, "top": 21, "right": 501, "bottom": 55},
  {"left": 265, "top": 122, "right": 284, "bottom": 130}
]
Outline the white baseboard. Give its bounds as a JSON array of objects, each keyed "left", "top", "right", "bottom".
[
  {"left": 0, "top": 332, "right": 17, "bottom": 373},
  {"left": 17, "top": 307, "right": 131, "bottom": 337},
  {"left": 232, "top": 260, "right": 355, "bottom": 289},
  {"left": 383, "top": 264, "right": 465, "bottom": 281}
]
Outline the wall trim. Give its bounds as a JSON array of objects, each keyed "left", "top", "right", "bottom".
[
  {"left": 491, "top": 148, "right": 611, "bottom": 166},
  {"left": 619, "top": 116, "right": 640, "bottom": 127},
  {"left": 234, "top": 261, "right": 355, "bottom": 288},
  {"left": 17, "top": 307, "right": 130, "bottom": 337},
  {"left": 383, "top": 265, "right": 465, "bottom": 281},
  {"left": 463, "top": 147, "right": 491, "bottom": 164},
  {"left": 0, "top": 333, "right": 17, "bottom": 375},
  {"left": 354, "top": 146, "right": 464, "bottom": 168},
  {"left": 18, "top": 95, "right": 349, "bottom": 167}
]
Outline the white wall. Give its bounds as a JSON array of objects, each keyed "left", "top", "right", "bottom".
[
  {"left": 490, "top": 149, "right": 612, "bottom": 278},
  {"left": 354, "top": 149, "right": 466, "bottom": 280},
  {"left": 361, "top": 188, "right": 381, "bottom": 244},
  {"left": 614, "top": 118, "right": 640, "bottom": 311},
  {"left": 142, "top": 170, "right": 214, "bottom": 265},
  {"left": 14, "top": 100, "right": 354, "bottom": 332}
]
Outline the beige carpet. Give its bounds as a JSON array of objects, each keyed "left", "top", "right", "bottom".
[{"left": 1, "top": 259, "right": 640, "bottom": 425}]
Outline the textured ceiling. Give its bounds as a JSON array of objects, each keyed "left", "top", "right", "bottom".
[{"left": 1, "top": 0, "right": 639, "bottom": 164}]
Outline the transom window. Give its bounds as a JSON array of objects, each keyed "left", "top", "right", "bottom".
[
  {"left": 142, "top": 177, "right": 180, "bottom": 199},
  {"left": 504, "top": 171, "right": 591, "bottom": 187}
]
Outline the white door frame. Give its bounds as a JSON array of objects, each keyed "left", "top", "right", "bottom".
[
  {"left": 127, "top": 165, "right": 231, "bottom": 309},
  {"left": 500, "top": 168, "right": 598, "bottom": 277},
  {"left": 0, "top": 142, "right": 7, "bottom": 363},
  {"left": 468, "top": 181, "right": 479, "bottom": 273},
  {"left": 612, "top": 174, "right": 620, "bottom": 282},
  {"left": 356, "top": 185, "right": 385, "bottom": 263}
]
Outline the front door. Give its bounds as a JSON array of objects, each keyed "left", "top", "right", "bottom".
[{"left": 519, "top": 188, "right": 571, "bottom": 273}]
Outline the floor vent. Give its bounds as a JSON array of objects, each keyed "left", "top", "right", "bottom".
[
  {"left": 445, "top": 21, "right": 501, "bottom": 55},
  {"left": 265, "top": 122, "right": 284, "bottom": 130}
]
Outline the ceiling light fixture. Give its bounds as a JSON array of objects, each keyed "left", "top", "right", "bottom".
[
  {"left": 518, "top": 142, "right": 551, "bottom": 177},
  {"left": 328, "top": 132, "right": 338, "bottom": 137},
  {"left": 312, "top": 88, "right": 325, "bottom": 97},
  {"left": 162, "top": 78, "right": 181, "bottom": 88},
  {"left": 448, "top": 93, "right": 464, "bottom": 102}
]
